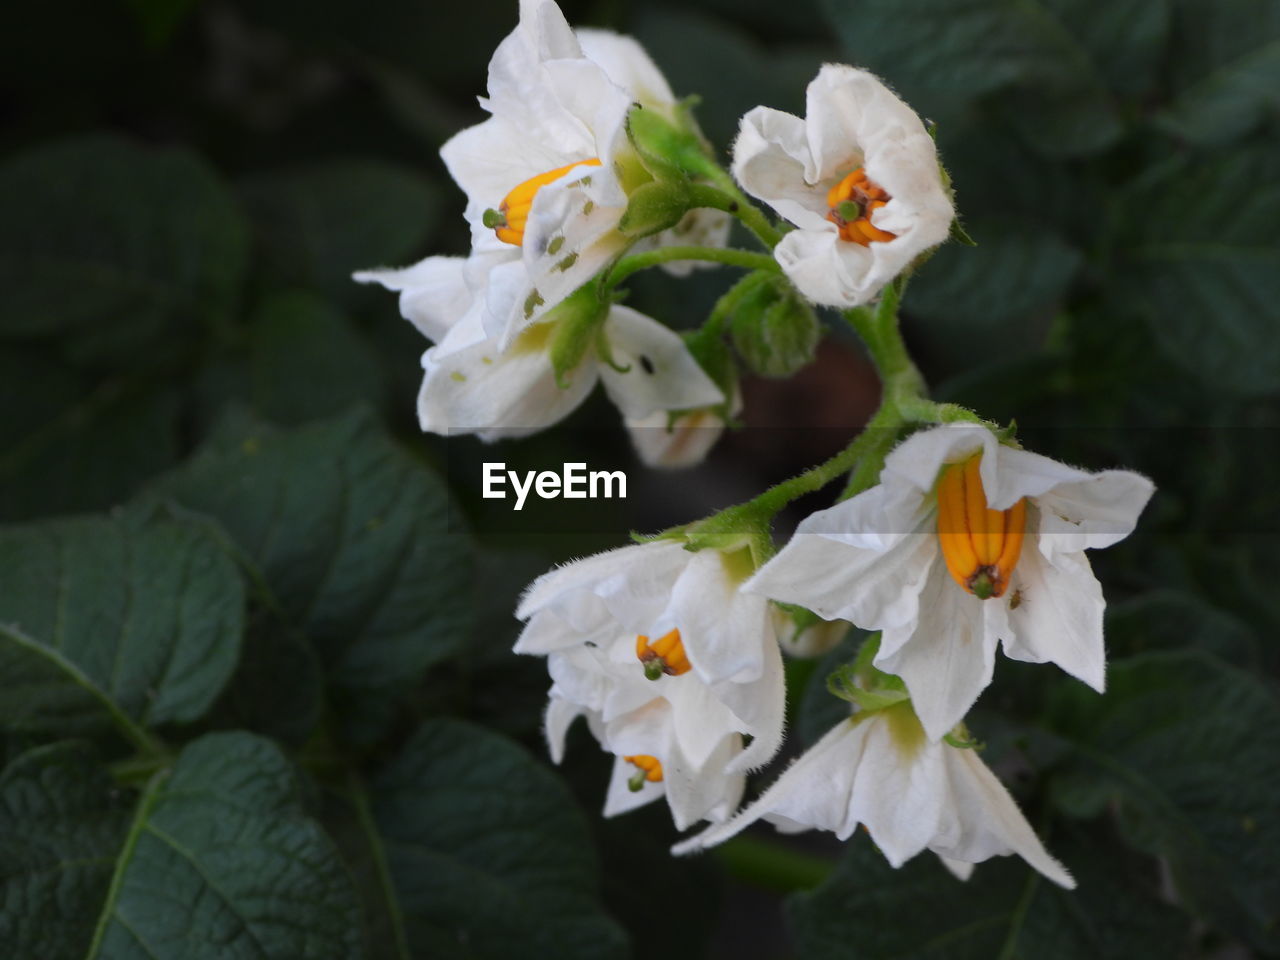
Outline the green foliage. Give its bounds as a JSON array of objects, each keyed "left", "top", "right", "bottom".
[
  {"left": 1047, "top": 651, "right": 1280, "bottom": 952},
  {"left": 0, "top": 137, "right": 247, "bottom": 367},
  {"left": 788, "top": 828, "right": 1191, "bottom": 959},
  {"left": 148, "top": 409, "right": 475, "bottom": 743},
  {"left": 339, "top": 719, "right": 628, "bottom": 960},
  {"left": 0, "top": 0, "right": 1276, "bottom": 956},
  {"left": 0, "top": 734, "right": 362, "bottom": 959},
  {"left": 1107, "top": 147, "right": 1280, "bottom": 394},
  {"left": 0, "top": 513, "right": 244, "bottom": 745}
]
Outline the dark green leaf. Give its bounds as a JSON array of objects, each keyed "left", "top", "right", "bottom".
[
  {"left": 0, "top": 348, "right": 181, "bottom": 522},
  {"left": 1104, "top": 590, "right": 1259, "bottom": 667},
  {"left": 787, "top": 825, "right": 1190, "bottom": 959},
  {"left": 0, "top": 742, "right": 133, "bottom": 958},
  {"left": 210, "top": 624, "right": 324, "bottom": 748},
  {"left": 361, "top": 718, "right": 627, "bottom": 960},
  {"left": 0, "top": 514, "right": 244, "bottom": 745},
  {"left": 1155, "top": 0, "right": 1280, "bottom": 144},
  {"left": 1108, "top": 148, "right": 1280, "bottom": 394},
  {"left": 240, "top": 160, "right": 440, "bottom": 308},
  {"left": 149, "top": 409, "right": 474, "bottom": 743},
  {"left": 0, "top": 136, "right": 247, "bottom": 365},
  {"left": 819, "top": 0, "right": 1163, "bottom": 156},
  {"left": 249, "top": 291, "right": 387, "bottom": 425},
  {"left": 86, "top": 732, "right": 361, "bottom": 958},
  {"left": 907, "top": 217, "right": 1082, "bottom": 370},
  {"left": 1047, "top": 650, "right": 1280, "bottom": 951}
]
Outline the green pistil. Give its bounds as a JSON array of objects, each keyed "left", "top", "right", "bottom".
[
  {"left": 643, "top": 659, "right": 665, "bottom": 681},
  {"left": 627, "top": 769, "right": 648, "bottom": 792},
  {"left": 835, "top": 200, "right": 863, "bottom": 222},
  {"left": 482, "top": 208, "right": 506, "bottom": 229}
]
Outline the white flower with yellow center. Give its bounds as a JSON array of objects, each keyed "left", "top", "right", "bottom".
[
  {"left": 355, "top": 257, "right": 722, "bottom": 438},
  {"left": 371, "top": 0, "right": 726, "bottom": 352},
  {"left": 674, "top": 702, "right": 1075, "bottom": 889},
  {"left": 544, "top": 647, "right": 745, "bottom": 829},
  {"left": 745, "top": 424, "right": 1155, "bottom": 741},
  {"left": 732, "top": 64, "right": 954, "bottom": 308},
  {"left": 516, "top": 539, "right": 787, "bottom": 799}
]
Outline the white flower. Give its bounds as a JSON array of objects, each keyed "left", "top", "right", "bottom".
[
  {"left": 397, "top": 0, "right": 727, "bottom": 350},
  {"left": 732, "top": 64, "right": 954, "bottom": 308},
  {"left": 544, "top": 649, "right": 745, "bottom": 829},
  {"left": 624, "top": 387, "right": 740, "bottom": 468},
  {"left": 746, "top": 424, "right": 1155, "bottom": 741},
  {"left": 355, "top": 257, "right": 722, "bottom": 439},
  {"left": 674, "top": 703, "right": 1075, "bottom": 889},
  {"left": 516, "top": 540, "right": 787, "bottom": 779}
]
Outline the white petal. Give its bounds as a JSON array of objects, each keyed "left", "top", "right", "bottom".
[
  {"left": 352, "top": 255, "right": 471, "bottom": 343},
  {"left": 545, "top": 695, "right": 585, "bottom": 764},
  {"left": 1033, "top": 469, "right": 1155, "bottom": 553},
  {"left": 938, "top": 855, "right": 975, "bottom": 881},
  {"left": 745, "top": 485, "right": 937, "bottom": 632},
  {"left": 879, "top": 424, "right": 996, "bottom": 496},
  {"left": 877, "top": 557, "right": 1005, "bottom": 742},
  {"left": 668, "top": 551, "right": 768, "bottom": 685},
  {"left": 516, "top": 540, "right": 689, "bottom": 629},
  {"left": 658, "top": 675, "right": 745, "bottom": 768},
  {"left": 732, "top": 106, "right": 830, "bottom": 230},
  {"left": 521, "top": 169, "right": 629, "bottom": 313},
  {"left": 625, "top": 407, "right": 727, "bottom": 468},
  {"left": 673, "top": 717, "right": 861, "bottom": 855},
  {"left": 416, "top": 323, "right": 596, "bottom": 439},
  {"left": 1003, "top": 545, "right": 1106, "bottom": 692},
  {"left": 598, "top": 306, "right": 724, "bottom": 419},
  {"left": 576, "top": 29, "right": 677, "bottom": 114},
  {"left": 939, "top": 748, "right": 1075, "bottom": 889},
  {"left": 604, "top": 753, "right": 664, "bottom": 817},
  {"left": 717, "top": 634, "right": 787, "bottom": 773},
  {"left": 660, "top": 732, "right": 745, "bottom": 830},
  {"left": 849, "top": 712, "right": 949, "bottom": 860},
  {"left": 441, "top": 116, "right": 571, "bottom": 221}
]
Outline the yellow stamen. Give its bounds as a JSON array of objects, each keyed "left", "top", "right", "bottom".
[
  {"left": 825, "top": 168, "right": 896, "bottom": 246},
  {"left": 936, "top": 454, "right": 1027, "bottom": 599},
  {"left": 635, "top": 628, "right": 691, "bottom": 680},
  {"left": 624, "top": 754, "right": 663, "bottom": 790},
  {"left": 487, "top": 158, "right": 602, "bottom": 246}
]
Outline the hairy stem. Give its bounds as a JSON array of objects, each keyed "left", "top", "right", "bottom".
[{"left": 606, "top": 245, "right": 778, "bottom": 289}]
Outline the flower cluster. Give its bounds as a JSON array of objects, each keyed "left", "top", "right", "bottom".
[{"left": 357, "top": 0, "right": 1155, "bottom": 889}]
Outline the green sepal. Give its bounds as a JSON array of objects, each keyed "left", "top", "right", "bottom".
[
  {"left": 618, "top": 179, "right": 693, "bottom": 239},
  {"left": 826, "top": 662, "right": 911, "bottom": 712},
  {"left": 625, "top": 103, "right": 713, "bottom": 181},
  {"left": 949, "top": 218, "right": 978, "bottom": 246},
  {"left": 545, "top": 284, "right": 608, "bottom": 388}
]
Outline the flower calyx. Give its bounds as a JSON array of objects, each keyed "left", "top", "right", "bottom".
[{"left": 544, "top": 283, "right": 610, "bottom": 388}]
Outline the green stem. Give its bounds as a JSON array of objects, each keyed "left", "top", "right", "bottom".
[
  {"left": 696, "top": 270, "right": 774, "bottom": 343},
  {"left": 685, "top": 181, "right": 784, "bottom": 249},
  {"left": 85, "top": 769, "right": 170, "bottom": 958},
  {"left": 348, "top": 770, "right": 412, "bottom": 960},
  {"left": 606, "top": 245, "right": 778, "bottom": 288},
  {"left": 712, "top": 835, "right": 832, "bottom": 893}
]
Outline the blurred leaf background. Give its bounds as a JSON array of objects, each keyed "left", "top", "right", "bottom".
[{"left": 1, "top": 0, "right": 1277, "bottom": 957}]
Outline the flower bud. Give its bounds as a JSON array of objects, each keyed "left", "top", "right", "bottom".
[{"left": 731, "top": 282, "right": 820, "bottom": 378}]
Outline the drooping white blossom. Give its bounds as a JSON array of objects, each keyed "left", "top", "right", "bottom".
[
  {"left": 675, "top": 702, "right": 1074, "bottom": 889},
  {"left": 544, "top": 647, "right": 745, "bottom": 829},
  {"left": 516, "top": 539, "right": 787, "bottom": 825},
  {"left": 746, "top": 424, "right": 1154, "bottom": 741},
  {"left": 355, "top": 257, "right": 721, "bottom": 439},
  {"left": 732, "top": 64, "right": 954, "bottom": 308}
]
